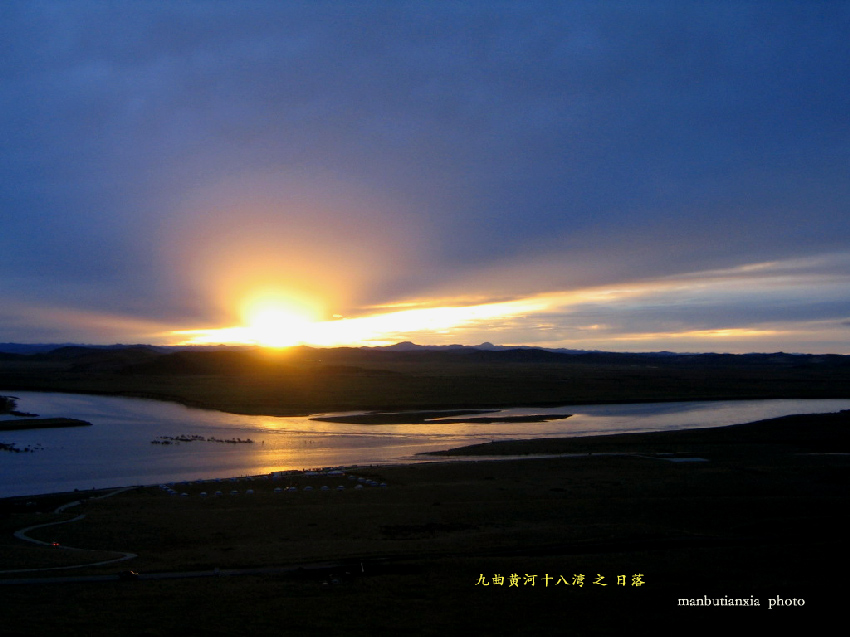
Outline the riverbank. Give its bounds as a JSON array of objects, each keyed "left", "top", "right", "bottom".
[
  {"left": 0, "top": 418, "right": 92, "bottom": 431},
  {"left": 0, "top": 410, "right": 845, "bottom": 633},
  {"left": 429, "top": 408, "right": 850, "bottom": 457}
]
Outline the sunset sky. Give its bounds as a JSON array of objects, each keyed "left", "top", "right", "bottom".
[{"left": 2, "top": 1, "right": 849, "bottom": 353}]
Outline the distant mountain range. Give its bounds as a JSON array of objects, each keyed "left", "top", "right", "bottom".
[
  {"left": 0, "top": 342, "right": 243, "bottom": 355},
  {"left": 0, "top": 341, "right": 842, "bottom": 366},
  {"left": 0, "top": 339, "right": 814, "bottom": 358},
  {"left": 380, "top": 340, "right": 669, "bottom": 355}
]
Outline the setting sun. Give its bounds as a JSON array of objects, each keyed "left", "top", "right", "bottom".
[
  {"left": 234, "top": 292, "right": 324, "bottom": 347},
  {"left": 244, "top": 304, "right": 314, "bottom": 347},
  {"left": 171, "top": 293, "right": 324, "bottom": 347},
  {"left": 169, "top": 294, "right": 550, "bottom": 348}
]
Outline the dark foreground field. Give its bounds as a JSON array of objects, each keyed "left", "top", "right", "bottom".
[{"left": 2, "top": 411, "right": 848, "bottom": 635}]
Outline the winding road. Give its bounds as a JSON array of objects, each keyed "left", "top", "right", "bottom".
[{"left": 2, "top": 487, "right": 138, "bottom": 575}]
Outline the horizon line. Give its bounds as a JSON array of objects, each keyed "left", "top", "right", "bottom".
[{"left": 0, "top": 340, "right": 843, "bottom": 358}]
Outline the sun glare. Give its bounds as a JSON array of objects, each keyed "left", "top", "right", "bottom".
[
  {"left": 238, "top": 295, "right": 321, "bottom": 347},
  {"left": 245, "top": 306, "right": 312, "bottom": 347},
  {"left": 170, "top": 295, "right": 549, "bottom": 348}
]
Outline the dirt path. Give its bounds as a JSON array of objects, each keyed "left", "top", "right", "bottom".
[{"left": 1, "top": 487, "right": 138, "bottom": 574}]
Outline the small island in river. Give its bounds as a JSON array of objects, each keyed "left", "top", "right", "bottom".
[
  {"left": 312, "top": 409, "right": 572, "bottom": 425},
  {"left": 0, "top": 417, "right": 93, "bottom": 431},
  {"left": 1, "top": 394, "right": 93, "bottom": 430}
]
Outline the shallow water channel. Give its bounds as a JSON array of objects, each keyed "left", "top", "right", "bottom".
[{"left": 2, "top": 391, "right": 849, "bottom": 498}]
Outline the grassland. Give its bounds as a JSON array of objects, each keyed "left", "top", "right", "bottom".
[
  {"left": 1, "top": 410, "right": 847, "bottom": 634},
  {"left": 1, "top": 345, "right": 849, "bottom": 416}
]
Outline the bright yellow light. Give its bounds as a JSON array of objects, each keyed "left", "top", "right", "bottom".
[
  {"left": 170, "top": 293, "right": 322, "bottom": 347},
  {"left": 170, "top": 296, "right": 550, "bottom": 348},
  {"left": 244, "top": 305, "right": 312, "bottom": 347},
  {"left": 236, "top": 293, "right": 323, "bottom": 347}
]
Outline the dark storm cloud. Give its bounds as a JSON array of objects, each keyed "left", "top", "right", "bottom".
[{"left": 1, "top": 1, "right": 848, "bottom": 346}]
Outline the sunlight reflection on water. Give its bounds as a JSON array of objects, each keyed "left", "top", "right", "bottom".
[{"left": 2, "top": 391, "right": 849, "bottom": 497}]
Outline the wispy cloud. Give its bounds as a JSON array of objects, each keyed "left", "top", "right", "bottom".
[{"left": 170, "top": 253, "right": 850, "bottom": 353}]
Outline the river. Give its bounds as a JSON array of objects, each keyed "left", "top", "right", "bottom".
[{"left": 2, "top": 391, "right": 849, "bottom": 498}]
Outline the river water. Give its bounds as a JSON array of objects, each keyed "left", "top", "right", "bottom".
[{"left": 2, "top": 391, "right": 849, "bottom": 498}]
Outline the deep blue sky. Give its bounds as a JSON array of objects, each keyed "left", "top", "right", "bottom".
[{"left": 2, "top": 1, "right": 849, "bottom": 352}]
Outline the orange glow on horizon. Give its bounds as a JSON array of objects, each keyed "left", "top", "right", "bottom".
[
  {"left": 164, "top": 255, "right": 850, "bottom": 352},
  {"left": 611, "top": 328, "right": 784, "bottom": 342},
  {"left": 170, "top": 296, "right": 550, "bottom": 348}
]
